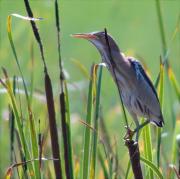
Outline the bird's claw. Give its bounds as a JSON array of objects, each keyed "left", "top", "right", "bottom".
[
  {"left": 123, "top": 126, "right": 135, "bottom": 141},
  {"left": 133, "top": 141, "right": 138, "bottom": 146}
]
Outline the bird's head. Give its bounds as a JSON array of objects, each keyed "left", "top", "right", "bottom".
[{"left": 72, "top": 31, "right": 120, "bottom": 62}]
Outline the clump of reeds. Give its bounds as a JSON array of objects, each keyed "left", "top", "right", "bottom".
[{"left": 1, "top": 0, "right": 179, "bottom": 179}]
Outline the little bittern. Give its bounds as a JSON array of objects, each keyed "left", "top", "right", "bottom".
[{"left": 72, "top": 31, "right": 164, "bottom": 141}]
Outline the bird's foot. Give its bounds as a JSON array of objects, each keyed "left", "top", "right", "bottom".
[{"left": 124, "top": 126, "right": 135, "bottom": 141}]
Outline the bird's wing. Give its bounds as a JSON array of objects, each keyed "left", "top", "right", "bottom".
[{"left": 129, "top": 58, "right": 162, "bottom": 118}]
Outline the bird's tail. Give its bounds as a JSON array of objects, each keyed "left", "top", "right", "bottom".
[{"left": 150, "top": 115, "right": 164, "bottom": 127}]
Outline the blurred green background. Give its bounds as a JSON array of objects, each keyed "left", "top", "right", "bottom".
[{"left": 0, "top": 0, "right": 179, "bottom": 177}]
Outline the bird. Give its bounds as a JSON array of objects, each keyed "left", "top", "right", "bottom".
[{"left": 72, "top": 30, "right": 164, "bottom": 141}]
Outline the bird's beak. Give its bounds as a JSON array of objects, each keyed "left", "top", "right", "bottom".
[{"left": 71, "top": 33, "right": 97, "bottom": 40}]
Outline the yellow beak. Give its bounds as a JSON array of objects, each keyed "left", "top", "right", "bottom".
[{"left": 71, "top": 33, "right": 97, "bottom": 40}]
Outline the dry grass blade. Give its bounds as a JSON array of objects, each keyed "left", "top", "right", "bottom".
[
  {"left": 169, "top": 165, "right": 180, "bottom": 179},
  {"left": 71, "top": 59, "right": 90, "bottom": 79},
  {"left": 5, "top": 157, "right": 59, "bottom": 179},
  {"left": 78, "top": 119, "right": 96, "bottom": 132},
  {"left": 5, "top": 159, "right": 37, "bottom": 179},
  {"left": 11, "top": 13, "right": 42, "bottom": 21}
]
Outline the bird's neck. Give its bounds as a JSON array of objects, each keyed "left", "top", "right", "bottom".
[
  {"left": 102, "top": 50, "right": 132, "bottom": 89},
  {"left": 102, "top": 50, "right": 130, "bottom": 70}
]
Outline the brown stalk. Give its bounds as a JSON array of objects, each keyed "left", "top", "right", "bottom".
[
  {"left": 23, "top": 0, "right": 62, "bottom": 178},
  {"left": 24, "top": 0, "right": 47, "bottom": 72},
  {"left": 55, "top": 0, "right": 74, "bottom": 178},
  {"left": 125, "top": 140, "right": 143, "bottom": 179},
  {"left": 45, "top": 73, "right": 62, "bottom": 179}
]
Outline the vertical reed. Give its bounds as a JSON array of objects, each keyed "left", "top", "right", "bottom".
[{"left": 24, "top": 0, "right": 62, "bottom": 178}]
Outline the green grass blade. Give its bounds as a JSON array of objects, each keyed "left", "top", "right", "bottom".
[
  {"left": 7, "top": 15, "right": 29, "bottom": 103},
  {"left": 0, "top": 70, "right": 35, "bottom": 178},
  {"left": 82, "top": 65, "right": 95, "bottom": 179},
  {"left": 29, "top": 42, "right": 34, "bottom": 106},
  {"left": 90, "top": 65, "right": 103, "bottom": 179},
  {"left": 154, "top": 73, "right": 160, "bottom": 89},
  {"left": 54, "top": 1, "right": 74, "bottom": 177},
  {"left": 98, "top": 149, "right": 109, "bottom": 179},
  {"left": 170, "top": 119, "right": 180, "bottom": 178},
  {"left": 7, "top": 15, "right": 39, "bottom": 178},
  {"left": 168, "top": 66, "right": 180, "bottom": 101},
  {"left": 71, "top": 59, "right": 90, "bottom": 79},
  {"left": 157, "top": 60, "right": 164, "bottom": 168},
  {"left": 156, "top": 0, "right": 167, "bottom": 57},
  {"left": 64, "top": 85, "right": 74, "bottom": 178},
  {"left": 140, "top": 157, "right": 163, "bottom": 179},
  {"left": 167, "top": 65, "right": 180, "bottom": 130},
  {"left": 9, "top": 76, "right": 16, "bottom": 164},
  {"left": 142, "top": 120, "right": 148, "bottom": 157},
  {"left": 143, "top": 124, "right": 154, "bottom": 179},
  {"left": 61, "top": 80, "right": 74, "bottom": 179},
  {"left": 141, "top": 121, "right": 148, "bottom": 177},
  {"left": 125, "top": 160, "right": 131, "bottom": 179}
]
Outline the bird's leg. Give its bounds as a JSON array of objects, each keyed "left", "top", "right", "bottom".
[
  {"left": 134, "top": 120, "right": 150, "bottom": 135},
  {"left": 134, "top": 120, "right": 150, "bottom": 133},
  {"left": 124, "top": 125, "right": 134, "bottom": 140},
  {"left": 133, "top": 117, "right": 140, "bottom": 142},
  {"left": 128, "top": 113, "right": 140, "bottom": 142}
]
